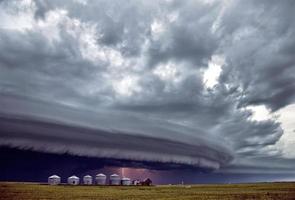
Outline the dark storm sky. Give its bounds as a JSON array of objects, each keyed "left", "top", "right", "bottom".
[{"left": 0, "top": 0, "right": 295, "bottom": 183}]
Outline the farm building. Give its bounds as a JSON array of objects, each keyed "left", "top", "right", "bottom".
[
  {"left": 95, "top": 173, "right": 106, "bottom": 185},
  {"left": 83, "top": 175, "right": 92, "bottom": 185},
  {"left": 141, "top": 178, "right": 152, "bottom": 186},
  {"left": 48, "top": 175, "right": 61, "bottom": 185},
  {"left": 121, "top": 177, "right": 131, "bottom": 185},
  {"left": 109, "top": 174, "right": 120, "bottom": 185},
  {"left": 67, "top": 175, "right": 80, "bottom": 185}
]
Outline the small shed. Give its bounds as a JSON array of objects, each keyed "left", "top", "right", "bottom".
[
  {"left": 67, "top": 175, "right": 80, "bottom": 185},
  {"left": 83, "top": 175, "right": 93, "bottom": 185},
  {"left": 132, "top": 180, "right": 140, "bottom": 185},
  {"left": 121, "top": 177, "right": 131, "bottom": 186},
  {"left": 109, "top": 174, "right": 120, "bottom": 185},
  {"left": 95, "top": 173, "right": 107, "bottom": 185},
  {"left": 48, "top": 175, "right": 61, "bottom": 185}
]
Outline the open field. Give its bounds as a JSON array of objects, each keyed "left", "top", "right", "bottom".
[{"left": 1, "top": 182, "right": 295, "bottom": 200}]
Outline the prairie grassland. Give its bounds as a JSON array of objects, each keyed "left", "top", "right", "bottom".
[{"left": 1, "top": 182, "right": 295, "bottom": 200}]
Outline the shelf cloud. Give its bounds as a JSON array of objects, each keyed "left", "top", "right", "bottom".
[{"left": 0, "top": 95, "right": 232, "bottom": 170}]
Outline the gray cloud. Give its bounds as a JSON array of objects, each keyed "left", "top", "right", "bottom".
[
  {"left": 218, "top": 0, "right": 295, "bottom": 111},
  {"left": 147, "top": 2, "right": 220, "bottom": 67},
  {"left": 0, "top": 95, "right": 232, "bottom": 170},
  {"left": 0, "top": 0, "right": 294, "bottom": 173}
]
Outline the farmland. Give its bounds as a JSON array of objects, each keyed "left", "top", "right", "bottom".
[{"left": 1, "top": 182, "right": 295, "bottom": 200}]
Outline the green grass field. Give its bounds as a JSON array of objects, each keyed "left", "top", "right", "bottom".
[{"left": 1, "top": 182, "right": 295, "bottom": 200}]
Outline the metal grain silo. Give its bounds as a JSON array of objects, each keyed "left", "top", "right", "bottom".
[
  {"left": 48, "top": 175, "right": 61, "bottom": 185},
  {"left": 95, "top": 173, "right": 106, "bottom": 185},
  {"left": 109, "top": 174, "right": 120, "bottom": 185},
  {"left": 83, "top": 175, "right": 93, "bottom": 185},
  {"left": 121, "top": 177, "right": 131, "bottom": 186},
  {"left": 67, "top": 175, "right": 80, "bottom": 185}
]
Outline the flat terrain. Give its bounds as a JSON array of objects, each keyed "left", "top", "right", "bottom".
[{"left": 1, "top": 182, "right": 295, "bottom": 200}]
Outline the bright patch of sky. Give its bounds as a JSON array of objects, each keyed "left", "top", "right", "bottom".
[
  {"left": 246, "top": 104, "right": 295, "bottom": 158},
  {"left": 112, "top": 75, "right": 141, "bottom": 97},
  {"left": 151, "top": 20, "right": 165, "bottom": 40},
  {"left": 0, "top": 0, "right": 35, "bottom": 31},
  {"left": 275, "top": 104, "right": 295, "bottom": 158},
  {"left": 153, "top": 62, "right": 179, "bottom": 82},
  {"left": 203, "top": 55, "right": 224, "bottom": 88},
  {"left": 246, "top": 105, "right": 273, "bottom": 121}
]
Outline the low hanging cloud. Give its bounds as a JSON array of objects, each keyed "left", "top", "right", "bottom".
[
  {"left": 0, "top": 95, "right": 232, "bottom": 170},
  {"left": 0, "top": 0, "right": 295, "bottom": 173}
]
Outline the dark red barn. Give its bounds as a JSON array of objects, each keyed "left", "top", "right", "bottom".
[{"left": 141, "top": 178, "right": 152, "bottom": 186}]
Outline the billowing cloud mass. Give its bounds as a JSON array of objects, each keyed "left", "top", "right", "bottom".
[{"left": 0, "top": 0, "right": 295, "bottom": 173}]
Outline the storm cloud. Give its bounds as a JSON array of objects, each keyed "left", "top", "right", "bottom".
[
  {"left": 0, "top": 0, "right": 295, "bottom": 174},
  {"left": 0, "top": 95, "right": 231, "bottom": 170}
]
